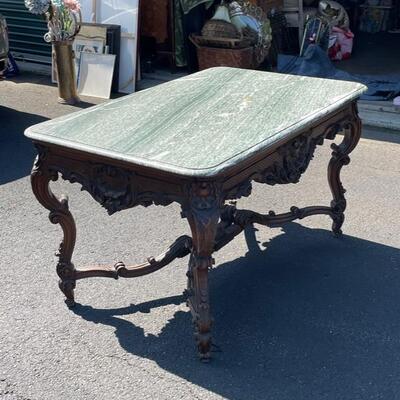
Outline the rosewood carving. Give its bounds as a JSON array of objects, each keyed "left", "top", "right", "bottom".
[
  {"left": 255, "top": 133, "right": 325, "bottom": 185},
  {"left": 53, "top": 161, "right": 176, "bottom": 215}
]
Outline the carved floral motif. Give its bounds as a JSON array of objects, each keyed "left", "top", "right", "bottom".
[
  {"left": 52, "top": 162, "right": 175, "bottom": 215},
  {"left": 225, "top": 118, "right": 347, "bottom": 200},
  {"left": 255, "top": 133, "right": 326, "bottom": 185}
]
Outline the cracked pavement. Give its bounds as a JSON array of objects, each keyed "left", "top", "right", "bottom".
[{"left": 1, "top": 74, "right": 400, "bottom": 400}]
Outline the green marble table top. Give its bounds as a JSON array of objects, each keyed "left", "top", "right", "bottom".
[{"left": 25, "top": 67, "right": 366, "bottom": 177}]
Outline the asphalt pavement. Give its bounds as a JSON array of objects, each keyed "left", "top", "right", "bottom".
[{"left": 0, "top": 73, "right": 400, "bottom": 400}]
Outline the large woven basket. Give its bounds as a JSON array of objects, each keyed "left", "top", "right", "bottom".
[
  {"left": 195, "top": 45, "right": 255, "bottom": 70},
  {"left": 190, "top": 34, "right": 251, "bottom": 49}
]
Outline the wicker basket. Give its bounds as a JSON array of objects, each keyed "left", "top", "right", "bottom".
[
  {"left": 190, "top": 34, "right": 251, "bottom": 49},
  {"left": 201, "top": 19, "right": 241, "bottom": 39},
  {"left": 195, "top": 45, "right": 255, "bottom": 70}
]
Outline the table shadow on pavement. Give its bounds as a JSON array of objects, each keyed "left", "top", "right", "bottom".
[
  {"left": 0, "top": 103, "right": 94, "bottom": 184},
  {"left": 72, "top": 222, "right": 400, "bottom": 399},
  {"left": 0, "top": 106, "right": 46, "bottom": 184}
]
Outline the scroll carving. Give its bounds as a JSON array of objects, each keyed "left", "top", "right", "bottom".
[
  {"left": 51, "top": 162, "right": 175, "bottom": 215},
  {"left": 226, "top": 118, "right": 347, "bottom": 201},
  {"left": 327, "top": 103, "right": 362, "bottom": 235},
  {"left": 31, "top": 145, "right": 77, "bottom": 306},
  {"left": 224, "top": 179, "right": 253, "bottom": 201},
  {"left": 255, "top": 133, "right": 326, "bottom": 185}
]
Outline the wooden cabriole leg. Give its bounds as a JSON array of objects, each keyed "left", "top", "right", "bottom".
[
  {"left": 328, "top": 104, "right": 362, "bottom": 236},
  {"left": 30, "top": 146, "right": 77, "bottom": 307},
  {"left": 183, "top": 182, "right": 221, "bottom": 362}
]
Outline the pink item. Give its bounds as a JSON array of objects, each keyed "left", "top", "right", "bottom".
[
  {"left": 328, "top": 26, "right": 354, "bottom": 61},
  {"left": 63, "top": 0, "right": 80, "bottom": 12}
]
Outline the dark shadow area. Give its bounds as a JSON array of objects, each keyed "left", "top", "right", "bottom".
[
  {"left": 58, "top": 100, "right": 101, "bottom": 109},
  {"left": 0, "top": 106, "right": 46, "bottom": 184},
  {"left": 337, "top": 32, "right": 400, "bottom": 76},
  {"left": 0, "top": 99, "right": 101, "bottom": 184},
  {"left": 72, "top": 222, "right": 400, "bottom": 399}
]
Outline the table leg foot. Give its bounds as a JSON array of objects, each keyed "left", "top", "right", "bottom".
[
  {"left": 187, "top": 254, "right": 213, "bottom": 361},
  {"left": 331, "top": 212, "right": 344, "bottom": 237},
  {"left": 57, "top": 262, "right": 76, "bottom": 307},
  {"left": 328, "top": 104, "right": 362, "bottom": 236}
]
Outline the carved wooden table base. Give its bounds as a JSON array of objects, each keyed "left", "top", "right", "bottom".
[{"left": 30, "top": 103, "right": 361, "bottom": 361}]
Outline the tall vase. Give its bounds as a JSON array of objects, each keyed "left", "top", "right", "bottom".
[{"left": 53, "top": 41, "right": 80, "bottom": 105}]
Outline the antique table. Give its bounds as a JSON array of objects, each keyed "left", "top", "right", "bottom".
[{"left": 26, "top": 67, "right": 366, "bottom": 361}]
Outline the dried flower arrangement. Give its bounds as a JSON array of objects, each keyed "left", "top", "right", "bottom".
[{"left": 25, "top": 0, "right": 81, "bottom": 42}]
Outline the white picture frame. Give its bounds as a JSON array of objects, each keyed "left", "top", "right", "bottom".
[
  {"left": 72, "top": 38, "right": 105, "bottom": 85},
  {"left": 77, "top": 52, "right": 116, "bottom": 99}
]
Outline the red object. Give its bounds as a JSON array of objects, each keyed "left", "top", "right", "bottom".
[{"left": 329, "top": 26, "right": 354, "bottom": 61}]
